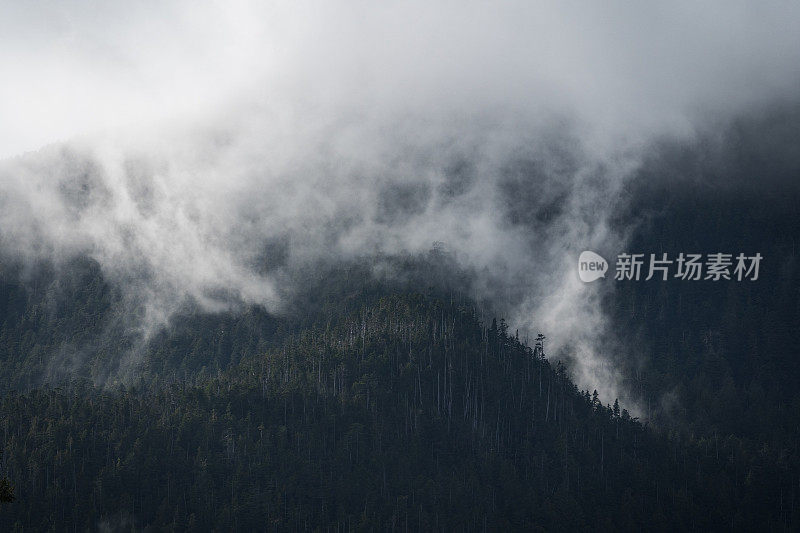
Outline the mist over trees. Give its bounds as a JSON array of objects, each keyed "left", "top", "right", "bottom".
[{"left": 2, "top": 2, "right": 800, "bottom": 530}]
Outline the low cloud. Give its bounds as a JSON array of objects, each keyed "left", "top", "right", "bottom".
[{"left": 2, "top": 0, "right": 799, "bottom": 407}]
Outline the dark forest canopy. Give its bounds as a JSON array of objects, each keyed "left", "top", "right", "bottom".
[{"left": 0, "top": 285, "right": 797, "bottom": 530}]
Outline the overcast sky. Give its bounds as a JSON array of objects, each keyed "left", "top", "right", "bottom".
[{"left": 2, "top": 1, "right": 799, "bottom": 159}]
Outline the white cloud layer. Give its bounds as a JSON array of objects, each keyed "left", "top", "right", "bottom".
[{"left": 1, "top": 0, "right": 799, "bottom": 404}]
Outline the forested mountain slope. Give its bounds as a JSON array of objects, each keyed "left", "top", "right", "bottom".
[
  {"left": 0, "top": 248, "right": 476, "bottom": 393},
  {"left": 0, "top": 292, "right": 796, "bottom": 530},
  {"left": 607, "top": 107, "right": 800, "bottom": 463},
  {"left": 0, "top": 256, "right": 284, "bottom": 392}
]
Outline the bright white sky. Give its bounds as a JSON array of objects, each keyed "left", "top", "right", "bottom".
[
  {"left": 0, "top": 0, "right": 275, "bottom": 158},
  {"left": 2, "top": 1, "right": 800, "bottom": 159}
]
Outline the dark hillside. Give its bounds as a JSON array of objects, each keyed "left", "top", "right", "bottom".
[{"left": 0, "top": 293, "right": 795, "bottom": 530}]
